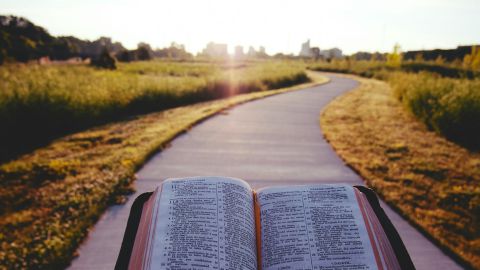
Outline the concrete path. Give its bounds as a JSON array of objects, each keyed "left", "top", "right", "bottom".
[{"left": 69, "top": 74, "right": 462, "bottom": 269}]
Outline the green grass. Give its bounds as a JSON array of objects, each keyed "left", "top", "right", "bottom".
[
  {"left": 0, "top": 60, "right": 309, "bottom": 162},
  {"left": 0, "top": 64, "right": 325, "bottom": 269},
  {"left": 321, "top": 75, "right": 480, "bottom": 269},
  {"left": 309, "top": 60, "right": 480, "bottom": 149}
]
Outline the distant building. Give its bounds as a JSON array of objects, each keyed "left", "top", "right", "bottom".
[
  {"left": 247, "top": 46, "right": 257, "bottom": 57},
  {"left": 234, "top": 45, "right": 244, "bottom": 58},
  {"left": 245, "top": 46, "right": 268, "bottom": 58},
  {"left": 257, "top": 46, "right": 268, "bottom": 58},
  {"left": 299, "top": 40, "right": 313, "bottom": 57},
  {"left": 311, "top": 47, "right": 320, "bottom": 59},
  {"left": 202, "top": 42, "right": 228, "bottom": 58},
  {"left": 299, "top": 40, "right": 342, "bottom": 59},
  {"left": 259, "top": 46, "right": 266, "bottom": 55}
]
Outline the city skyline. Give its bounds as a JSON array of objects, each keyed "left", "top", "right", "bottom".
[{"left": 2, "top": 0, "right": 479, "bottom": 55}]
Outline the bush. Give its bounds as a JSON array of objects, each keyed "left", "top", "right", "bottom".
[
  {"left": 401, "top": 62, "right": 477, "bottom": 79},
  {"left": 90, "top": 49, "right": 116, "bottom": 69},
  {"left": 390, "top": 72, "right": 480, "bottom": 149},
  {"left": 309, "top": 60, "right": 479, "bottom": 79},
  {"left": 308, "top": 60, "right": 392, "bottom": 78}
]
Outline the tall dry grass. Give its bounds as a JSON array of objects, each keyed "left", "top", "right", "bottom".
[{"left": 0, "top": 60, "right": 308, "bottom": 161}]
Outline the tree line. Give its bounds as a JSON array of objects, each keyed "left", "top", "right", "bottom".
[{"left": 0, "top": 15, "right": 192, "bottom": 65}]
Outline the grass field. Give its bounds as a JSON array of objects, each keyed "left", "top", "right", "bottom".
[
  {"left": 0, "top": 60, "right": 309, "bottom": 162},
  {"left": 0, "top": 68, "right": 327, "bottom": 268},
  {"left": 321, "top": 75, "right": 480, "bottom": 269},
  {"left": 310, "top": 60, "right": 480, "bottom": 149}
]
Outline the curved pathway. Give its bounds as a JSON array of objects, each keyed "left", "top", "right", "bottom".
[{"left": 69, "top": 74, "right": 462, "bottom": 269}]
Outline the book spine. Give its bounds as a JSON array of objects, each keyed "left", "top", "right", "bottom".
[{"left": 253, "top": 191, "right": 262, "bottom": 270}]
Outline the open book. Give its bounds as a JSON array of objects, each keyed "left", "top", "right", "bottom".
[{"left": 123, "top": 177, "right": 409, "bottom": 270}]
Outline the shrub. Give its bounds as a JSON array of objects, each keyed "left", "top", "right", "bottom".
[
  {"left": 401, "top": 62, "right": 476, "bottom": 79},
  {"left": 309, "top": 60, "right": 479, "bottom": 79},
  {"left": 90, "top": 49, "right": 116, "bottom": 69},
  {"left": 390, "top": 72, "right": 480, "bottom": 149}
]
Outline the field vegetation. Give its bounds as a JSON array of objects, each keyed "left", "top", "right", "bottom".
[
  {"left": 390, "top": 73, "right": 480, "bottom": 149},
  {"left": 309, "top": 56, "right": 480, "bottom": 149},
  {"left": 0, "top": 60, "right": 309, "bottom": 161},
  {"left": 321, "top": 76, "right": 480, "bottom": 268},
  {"left": 0, "top": 59, "right": 323, "bottom": 268},
  {"left": 314, "top": 51, "right": 480, "bottom": 267}
]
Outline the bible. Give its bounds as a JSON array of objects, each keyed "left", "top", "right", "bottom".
[{"left": 116, "top": 176, "right": 414, "bottom": 270}]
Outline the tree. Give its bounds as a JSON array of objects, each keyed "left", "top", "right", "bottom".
[
  {"left": 152, "top": 43, "right": 193, "bottom": 59},
  {"left": 0, "top": 48, "right": 5, "bottom": 64},
  {"left": 463, "top": 46, "right": 480, "bottom": 70},
  {"left": 0, "top": 15, "right": 127, "bottom": 64},
  {"left": 91, "top": 48, "right": 116, "bottom": 69},
  {"left": 137, "top": 46, "right": 152, "bottom": 61},
  {"left": 387, "top": 43, "right": 402, "bottom": 68},
  {"left": 116, "top": 49, "right": 134, "bottom": 62}
]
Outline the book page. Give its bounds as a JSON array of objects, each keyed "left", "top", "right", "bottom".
[
  {"left": 257, "top": 184, "right": 379, "bottom": 270},
  {"left": 147, "top": 177, "right": 257, "bottom": 270}
]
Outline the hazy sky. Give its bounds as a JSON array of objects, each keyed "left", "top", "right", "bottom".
[{"left": 2, "top": 0, "right": 479, "bottom": 55}]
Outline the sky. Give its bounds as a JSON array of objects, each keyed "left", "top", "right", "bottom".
[{"left": 1, "top": 0, "right": 479, "bottom": 55}]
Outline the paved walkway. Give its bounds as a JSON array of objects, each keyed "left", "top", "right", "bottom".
[{"left": 69, "top": 74, "right": 462, "bottom": 269}]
